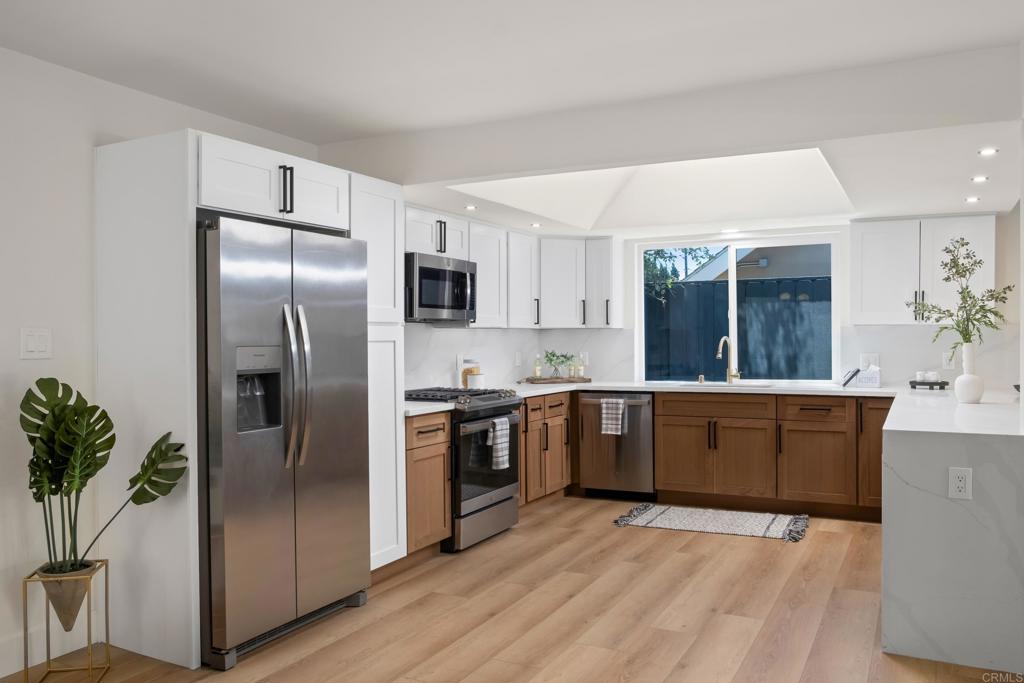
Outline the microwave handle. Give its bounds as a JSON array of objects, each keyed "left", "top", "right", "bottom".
[{"left": 466, "top": 272, "right": 474, "bottom": 321}]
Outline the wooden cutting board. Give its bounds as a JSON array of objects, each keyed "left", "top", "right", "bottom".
[{"left": 518, "top": 376, "right": 592, "bottom": 384}]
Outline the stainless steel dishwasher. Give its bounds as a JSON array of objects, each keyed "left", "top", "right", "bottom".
[{"left": 578, "top": 393, "right": 654, "bottom": 493}]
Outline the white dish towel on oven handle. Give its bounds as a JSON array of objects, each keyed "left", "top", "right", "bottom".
[{"left": 487, "top": 417, "right": 510, "bottom": 470}]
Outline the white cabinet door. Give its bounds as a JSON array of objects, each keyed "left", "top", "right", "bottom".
[
  {"left": 508, "top": 231, "right": 540, "bottom": 328},
  {"left": 849, "top": 220, "right": 921, "bottom": 325},
  {"left": 367, "top": 325, "right": 406, "bottom": 569},
  {"left": 286, "top": 156, "right": 350, "bottom": 230},
  {"left": 198, "top": 134, "right": 283, "bottom": 217},
  {"left": 351, "top": 174, "right": 405, "bottom": 323},
  {"left": 585, "top": 238, "right": 624, "bottom": 328},
  {"left": 469, "top": 223, "right": 508, "bottom": 327},
  {"left": 540, "top": 238, "right": 586, "bottom": 328},
  {"left": 406, "top": 206, "right": 441, "bottom": 255},
  {"left": 441, "top": 217, "right": 470, "bottom": 261},
  {"left": 920, "top": 215, "right": 995, "bottom": 313}
]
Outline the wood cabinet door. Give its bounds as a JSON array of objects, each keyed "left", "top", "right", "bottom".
[
  {"left": 544, "top": 417, "right": 568, "bottom": 494},
  {"left": 857, "top": 398, "right": 892, "bottom": 507},
  {"left": 406, "top": 442, "right": 451, "bottom": 552},
  {"left": 655, "top": 416, "right": 713, "bottom": 493},
  {"left": 778, "top": 420, "right": 856, "bottom": 504},
  {"left": 525, "top": 421, "right": 546, "bottom": 502},
  {"left": 714, "top": 418, "right": 777, "bottom": 498}
]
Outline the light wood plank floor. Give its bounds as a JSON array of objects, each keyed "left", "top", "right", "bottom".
[{"left": 4, "top": 495, "right": 1007, "bottom": 683}]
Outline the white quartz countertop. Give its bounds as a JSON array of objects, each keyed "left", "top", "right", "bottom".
[
  {"left": 404, "top": 380, "right": 900, "bottom": 416},
  {"left": 884, "top": 388, "right": 1024, "bottom": 436}
]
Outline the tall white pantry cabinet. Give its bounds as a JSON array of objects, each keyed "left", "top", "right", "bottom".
[{"left": 94, "top": 130, "right": 406, "bottom": 670}]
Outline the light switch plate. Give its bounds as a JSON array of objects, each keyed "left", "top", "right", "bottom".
[
  {"left": 20, "top": 328, "right": 52, "bottom": 360},
  {"left": 859, "top": 353, "right": 879, "bottom": 370}
]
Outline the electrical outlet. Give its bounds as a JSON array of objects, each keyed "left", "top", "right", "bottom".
[
  {"left": 942, "top": 350, "right": 956, "bottom": 370},
  {"left": 948, "top": 467, "right": 972, "bottom": 500},
  {"left": 859, "top": 353, "right": 879, "bottom": 370}
]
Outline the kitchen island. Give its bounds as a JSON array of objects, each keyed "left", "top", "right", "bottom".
[{"left": 882, "top": 389, "right": 1024, "bottom": 674}]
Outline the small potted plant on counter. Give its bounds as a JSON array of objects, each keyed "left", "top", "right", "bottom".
[
  {"left": 544, "top": 350, "right": 576, "bottom": 378},
  {"left": 19, "top": 377, "right": 187, "bottom": 631},
  {"left": 907, "top": 237, "right": 1014, "bottom": 403}
]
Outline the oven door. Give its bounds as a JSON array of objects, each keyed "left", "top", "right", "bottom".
[
  {"left": 455, "top": 413, "right": 520, "bottom": 516},
  {"left": 405, "top": 253, "right": 477, "bottom": 323}
]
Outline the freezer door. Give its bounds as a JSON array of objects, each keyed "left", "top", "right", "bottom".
[
  {"left": 293, "top": 231, "right": 370, "bottom": 616},
  {"left": 207, "top": 217, "right": 298, "bottom": 649}
]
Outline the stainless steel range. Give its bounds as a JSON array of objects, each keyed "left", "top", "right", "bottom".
[{"left": 405, "top": 388, "right": 523, "bottom": 550}]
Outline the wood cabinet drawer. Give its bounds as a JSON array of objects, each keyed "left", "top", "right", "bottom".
[
  {"left": 778, "top": 396, "right": 855, "bottom": 423},
  {"left": 544, "top": 393, "right": 569, "bottom": 419},
  {"left": 655, "top": 393, "right": 776, "bottom": 420},
  {"left": 405, "top": 412, "right": 451, "bottom": 449},
  {"left": 526, "top": 397, "right": 546, "bottom": 422}
]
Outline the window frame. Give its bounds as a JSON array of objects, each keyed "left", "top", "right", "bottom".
[{"left": 634, "top": 231, "right": 841, "bottom": 383}]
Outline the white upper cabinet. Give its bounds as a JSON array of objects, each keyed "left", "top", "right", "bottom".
[
  {"left": 350, "top": 174, "right": 404, "bottom": 324},
  {"left": 508, "top": 231, "right": 541, "bottom": 328},
  {"left": 585, "top": 238, "right": 624, "bottom": 328},
  {"left": 920, "top": 215, "right": 995, "bottom": 312},
  {"left": 404, "top": 207, "right": 470, "bottom": 260},
  {"left": 198, "top": 133, "right": 349, "bottom": 229},
  {"left": 286, "top": 154, "right": 350, "bottom": 230},
  {"left": 850, "top": 219, "right": 920, "bottom": 325},
  {"left": 849, "top": 215, "right": 996, "bottom": 325},
  {"left": 540, "top": 238, "right": 586, "bottom": 328},
  {"left": 199, "top": 134, "right": 282, "bottom": 217},
  {"left": 469, "top": 223, "right": 508, "bottom": 328}
]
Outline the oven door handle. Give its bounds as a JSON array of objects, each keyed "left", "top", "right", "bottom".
[{"left": 459, "top": 413, "right": 522, "bottom": 435}]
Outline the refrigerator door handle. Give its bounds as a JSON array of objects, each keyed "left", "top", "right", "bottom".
[
  {"left": 296, "top": 304, "right": 313, "bottom": 466},
  {"left": 283, "top": 304, "right": 300, "bottom": 469}
]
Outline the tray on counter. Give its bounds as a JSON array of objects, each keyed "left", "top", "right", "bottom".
[
  {"left": 518, "top": 376, "right": 592, "bottom": 384},
  {"left": 909, "top": 380, "right": 949, "bottom": 390}
]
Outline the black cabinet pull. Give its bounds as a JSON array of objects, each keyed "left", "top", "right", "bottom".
[
  {"left": 777, "top": 423, "right": 782, "bottom": 454},
  {"left": 605, "top": 299, "right": 610, "bottom": 325},
  {"left": 858, "top": 401, "right": 864, "bottom": 433},
  {"left": 564, "top": 417, "right": 569, "bottom": 445},
  {"left": 279, "top": 165, "right": 289, "bottom": 213},
  {"left": 441, "top": 221, "right": 447, "bottom": 253},
  {"left": 581, "top": 299, "right": 587, "bottom": 326},
  {"left": 534, "top": 298, "right": 540, "bottom": 325},
  {"left": 913, "top": 290, "right": 919, "bottom": 321},
  {"left": 707, "top": 420, "right": 712, "bottom": 450},
  {"left": 798, "top": 405, "right": 832, "bottom": 413},
  {"left": 287, "top": 166, "right": 295, "bottom": 213},
  {"left": 543, "top": 422, "right": 549, "bottom": 451},
  {"left": 416, "top": 425, "right": 445, "bottom": 435},
  {"left": 549, "top": 401, "right": 564, "bottom": 408},
  {"left": 712, "top": 420, "right": 718, "bottom": 450}
]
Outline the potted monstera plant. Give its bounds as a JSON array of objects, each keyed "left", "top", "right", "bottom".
[{"left": 19, "top": 377, "right": 187, "bottom": 631}]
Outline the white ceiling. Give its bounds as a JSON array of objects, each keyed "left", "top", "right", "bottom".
[
  {"left": 1, "top": 1, "right": 1024, "bottom": 143},
  {"left": 405, "top": 121, "right": 1021, "bottom": 236}
]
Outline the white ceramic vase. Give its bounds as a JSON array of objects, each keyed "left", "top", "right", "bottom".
[{"left": 954, "top": 341, "right": 984, "bottom": 403}]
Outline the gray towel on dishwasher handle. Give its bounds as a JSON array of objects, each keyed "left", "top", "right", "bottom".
[
  {"left": 487, "top": 417, "right": 510, "bottom": 470},
  {"left": 600, "top": 398, "right": 627, "bottom": 435}
]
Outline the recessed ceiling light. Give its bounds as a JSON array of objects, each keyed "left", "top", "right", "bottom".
[
  {"left": 965, "top": 196, "right": 981, "bottom": 204},
  {"left": 978, "top": 147, "right": 999, "bottom": 157},
  {"left": 530, "top": 222, "right": 542, "bottom": 228},
  {"left": 971, "top": 175, "right": 989, "bottom": 184},
  {"left": 465, "top": 204, "right": 477, "bottom": 211}
]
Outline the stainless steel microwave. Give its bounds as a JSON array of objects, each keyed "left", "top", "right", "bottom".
[{"left": 405, "top": 252, "right": 477, "bottom": 323}]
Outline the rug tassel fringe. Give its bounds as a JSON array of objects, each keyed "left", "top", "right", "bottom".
[
  {"left": 784, "top": 514, "right": 809, "bottom": 542},
  {"left": 613, "top": 502, "right": 655, "bottom": 527}
]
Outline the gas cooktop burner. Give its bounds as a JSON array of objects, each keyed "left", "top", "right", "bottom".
[{"left": 405, "top": 387, "right": 520, "bottom": 411}]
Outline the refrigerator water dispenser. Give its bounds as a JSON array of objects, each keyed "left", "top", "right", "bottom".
[{"left": 235, "top": 346, "right": 283, "bottom": 432}]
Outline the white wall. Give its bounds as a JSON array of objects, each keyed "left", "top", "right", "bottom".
[
  {"left": 0, "top": 47, "right": 317, "bottom": 677},
  {"left": 405, "top": 325, "right": 542, "bottom": 388}
]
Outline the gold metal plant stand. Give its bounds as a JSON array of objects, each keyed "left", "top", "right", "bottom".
[{"left": 22, "top": 559, "right": 110, "bottom": 683}]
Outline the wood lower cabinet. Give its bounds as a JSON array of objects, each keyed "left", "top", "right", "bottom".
[
  {"left": 655, "top": 416, "right": 714, "bottom": 494},
  {"left": 857, "top": 398, "right": 893, "bottom": 507},
  {"left": 523, "top": 393, "right": 571, "bottom": 502},
  {"left": 543, "top": 415, "right": 569, "bottom": 494},
  {"left": 714, "top": 418, "right": 776, "bottom": 498},
  {"left": 525, "top": 423, "right": 546, "bottom": 501},
  {"left": 778, "top": 420, "right": 857, "bottom": 505},
  {"left": 406, "top": 440, "right": 451, "bottom": 552}
]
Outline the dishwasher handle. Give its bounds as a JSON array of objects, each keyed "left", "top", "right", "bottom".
[{"left": 580, "top": 398, "right": 650, "bottom": 407}]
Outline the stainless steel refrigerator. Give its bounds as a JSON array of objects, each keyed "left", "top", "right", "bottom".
[{"left": 196, "top": 209, "right": 369, "bottom": 670}]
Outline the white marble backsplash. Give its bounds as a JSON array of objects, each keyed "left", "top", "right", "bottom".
[{"left": 404, "top": 322, "right": 1020, "bottom": 388}]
